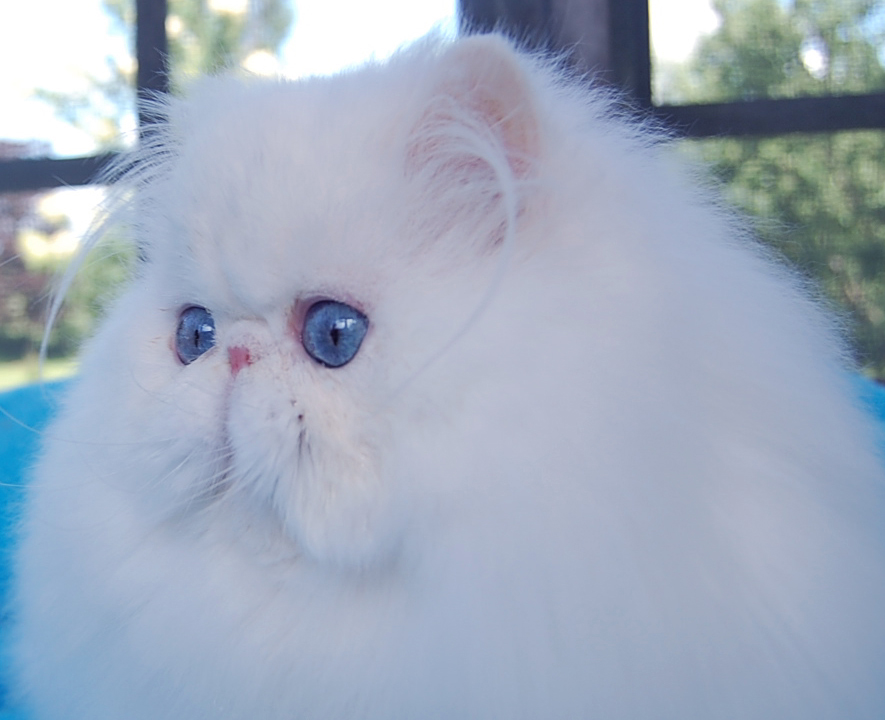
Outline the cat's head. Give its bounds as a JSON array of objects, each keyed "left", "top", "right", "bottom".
[{"left": 80, "top": 35, "right": 552, "bottom": 569}]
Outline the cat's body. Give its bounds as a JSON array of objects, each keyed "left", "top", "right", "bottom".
[{"left": 12, "top": 34, "right": 885, "bottom": 719}]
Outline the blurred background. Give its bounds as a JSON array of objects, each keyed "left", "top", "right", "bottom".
[{"left": 1, "top": 0, "right": 884, "bottom": 389}]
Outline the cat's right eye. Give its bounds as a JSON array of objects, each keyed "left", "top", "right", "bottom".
[{"left": 176, "top": 306, "right": 216, "bottom": 365}]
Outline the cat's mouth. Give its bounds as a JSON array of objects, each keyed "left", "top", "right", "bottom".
[{"left": 218, "top": 368, "right": 397, "bottom": 567}]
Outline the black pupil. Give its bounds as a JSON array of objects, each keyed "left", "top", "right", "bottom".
[{"left": 193, "top": 323, "right": 210, "bottom": 347}]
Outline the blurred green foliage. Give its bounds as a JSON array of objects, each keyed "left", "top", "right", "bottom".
[
  {"left": 0, "top": 210, "right": 134, "bottom": 360},
  {"left": 672, "top": 0, "right": 885, "bottom": 376}
]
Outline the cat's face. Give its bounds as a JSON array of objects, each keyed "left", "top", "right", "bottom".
[{"left": 81, "top": 37, "right": 544, "bottom": 568}]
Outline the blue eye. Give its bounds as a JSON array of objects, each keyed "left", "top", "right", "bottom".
[
  {"left": 176, "top": 306, "right": 216, "bottom": 365},
  {"left": 302, "top": 300, "right": 369, "bottom": 368}
]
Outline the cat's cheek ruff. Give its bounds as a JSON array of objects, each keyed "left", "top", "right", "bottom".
[{"left": 73, "top": 320, "right": 233, "bottom": 521}]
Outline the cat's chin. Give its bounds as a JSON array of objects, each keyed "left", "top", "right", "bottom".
[
  {"left": 222, "top": 363, "right": 399, "bottom": 569},
  {"left": 275, "top": 450, "right": 401, "bottom": 570}
]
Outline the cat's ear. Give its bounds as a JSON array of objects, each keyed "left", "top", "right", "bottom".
[
  {"left": 437, "top": 34, "right": 539, "bottom": 177},
  {"left": 405, "top": 35, "right": 541, "bottom": 229}
]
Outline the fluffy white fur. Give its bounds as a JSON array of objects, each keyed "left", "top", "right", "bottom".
[{"left": 12, "top": 34, "right": 885, "bottom": 719}]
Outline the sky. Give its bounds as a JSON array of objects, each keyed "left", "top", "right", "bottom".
[
  {"left": 0, "top": 0, "right": 462, "bottom": 157},
  {"left": 0, "top": 0, "right": 721, "bottom": 158}
]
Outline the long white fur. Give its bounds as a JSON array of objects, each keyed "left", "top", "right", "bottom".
[{"left": 12, "top": 33, "right": 885, "bottom": 719}]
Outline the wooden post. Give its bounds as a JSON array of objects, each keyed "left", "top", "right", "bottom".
[
  {"left": 547, "top": 0, "right": 610, "bottom": 76},
  {"left": 458, "top": 0, "right": 651, "bottom": 104}
]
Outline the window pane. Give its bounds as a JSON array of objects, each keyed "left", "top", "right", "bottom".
[
  {"left": 0, "top": 0, "right": 459, "bottom": 161},
  {"left": 651, "top": 0, "right": 885, "bottom": 105},
  {"left": 164, "top": 0, "right": 458, "bottom": 83},
  {"left": 0, "top": 0, "right": 136, "bottom": 158}
]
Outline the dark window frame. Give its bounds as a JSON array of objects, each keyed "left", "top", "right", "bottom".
[
  {"left": 0, "top": 0, "right": 168, "bottom": 193},
  {"left": 2, "top": 0, "right": 884, "bottom": 194},
  {"left": 461, "top": 0, "right": 885, "bottom": 137},
  {"left": 607, "top": 0, "right": 885, "bottom": 137}
]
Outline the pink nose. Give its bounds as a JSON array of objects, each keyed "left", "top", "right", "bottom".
[{"left": 228, "top": 345, "right": 253, "bottom": 376}]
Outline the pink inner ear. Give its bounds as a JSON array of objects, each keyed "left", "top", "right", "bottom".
[
  {"left": 407, "top": 35, "right": 541, "bottom": 181},
  {"left": 472, "top": 91, "right": 539, "bottom": 179}
]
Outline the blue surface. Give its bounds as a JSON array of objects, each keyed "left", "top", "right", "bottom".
[
  {"left": 0, "top": 380, "right": 69, "bottom": 720},
  {"left": 0, "top": 382, "right": 69, "bottom": 597},
  {"left": 0, "top": 382, "right": 69, "bottom": 720},
  {"left": 854, "top": 375, "right": 885, "bottom": 425}
]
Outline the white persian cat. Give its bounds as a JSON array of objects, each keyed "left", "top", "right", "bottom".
[{"left": 12, "top": 33, "right": 885, "bottom": 720}]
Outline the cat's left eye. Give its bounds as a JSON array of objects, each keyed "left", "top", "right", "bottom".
[
  {"left": 302, "top": 300, "right": 369, "bottom": 368},
  {"left": 176, "top": 306, "right": 216, "bottom": 365}
]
